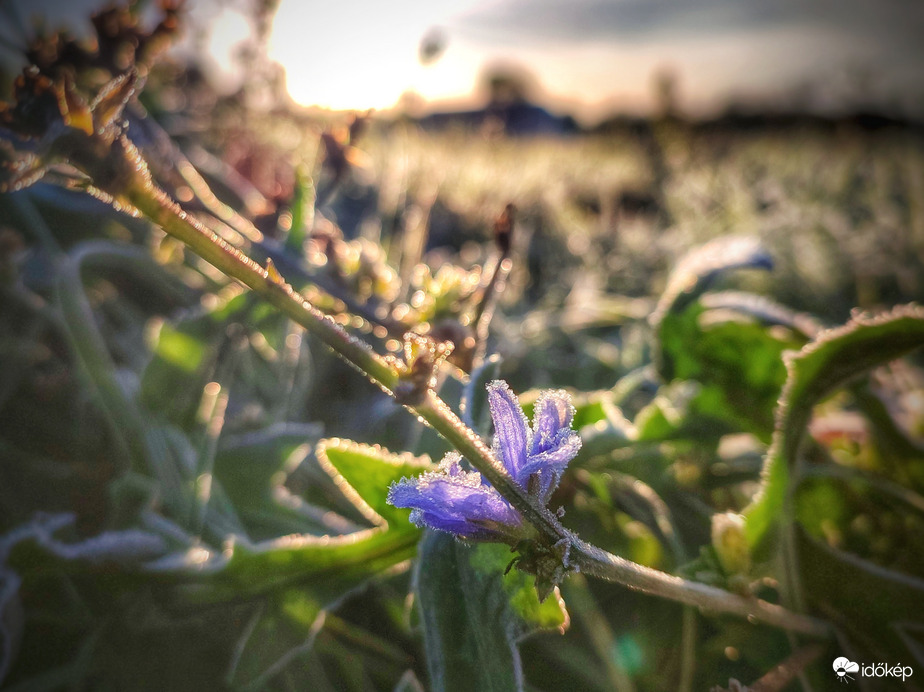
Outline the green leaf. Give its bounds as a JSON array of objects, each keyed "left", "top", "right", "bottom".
[
  {"left": 139, "top": 294, "right": 253, "bottom": 430},
  {"left": 649, "top": 240, "right": 815, "bottom": 439},
  {"left": 633, "top": 380, "right": 741, "bottom": 443},
  {"left": 744, "top": 304, "right": 924, "bottom": 549},
  {"left": 797, "top": 528, "right": 924, "bottom": 662},
  {"left": 699, "top": 291, "right": 822, "bottom": 340},
  {"left": 316, "top": 438, "right": 433, "bottom": 526},
  {"left": 139, "top": 319, "right": 213, "bottom": 429},
  {"left": 212, "top": 423, "right": 333, "bottom": 539},
  {"left": 181, "top": 439, "right": 432, "bottom": 601},
  {"left": 416, "top": 534, "right": 568, "bottom": 692},
  {"left": 655, "top": 301, "right": 803, "bottom": 437},
  {"left": 650, "top": 236, "right": 773, "bottom": 330},
  {"left": 224, "top": 591, "right": 327, "bottom": 691},
  {"left": 206, "top": 436, "right": 436, "bottom": 688},
  {"left": 577, "top": 402, "right": 635, "bottom": 459},
  {"left": 285, "top": 167, "right": 314, "bottom": 253},
  {"left": 56, "top": 244, "right": 162, "bottom": 473},
  {"left": 462, "top": 354, "right": 503, "bottom": 435}
]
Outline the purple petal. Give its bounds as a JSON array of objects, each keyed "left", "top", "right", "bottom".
[
  {"left": 530, "top": 389, "right": 574, "bottom": 456},
  {"left": 520, "top": 431, "right": 582, "bottom": 479},
  {"left": 387, "top": 454, "right": 521, "bottom": 540},
  {"left": 487, "top": 380, "right": 529, "bottom": 478},
  {"left": 518, "top": 430, "right": 582, "bottom": 499}
]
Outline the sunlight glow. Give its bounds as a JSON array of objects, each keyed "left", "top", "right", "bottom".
[
  {"left": 198, "top": 0, "right": 918, "bottom": 119},
  {"left": 201, "top": 6, "right": 252, "bottom": 90},
  {"left": 267, "top": 0, "right": 485, "bottom": 111}
]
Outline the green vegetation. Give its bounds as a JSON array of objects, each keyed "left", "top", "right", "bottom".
[{"left": 1, "top": 8, "right": 924, "bottom": 689}]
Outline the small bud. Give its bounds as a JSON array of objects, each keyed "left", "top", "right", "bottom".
[
  {"left": 265, "top": 257, "right": 285, "bottom": 285},
  {"left": 494, "top": 203, "right": 516, "bottom": 255},
  {"left": 90, "top": 71, "right": 138, "bottom": 138},
  {"left": 711, "top": 512, "right": 750, "bottom": 577},
  {"left": 393, "top": 332, "right": 453, "bottom": 405},
  {"left": 57, "top": 72, "right": 93, "bottom": 136},
  {"left": 429, "top": 318, "right": 475, "bottom": 372}
]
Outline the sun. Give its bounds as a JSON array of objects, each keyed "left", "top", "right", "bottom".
[{"left": 265, "top": 0, "right": 481, "bottom": 112}]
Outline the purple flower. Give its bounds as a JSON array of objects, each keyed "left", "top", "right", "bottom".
[{"left": 388, "top": 380, "right": 581, "bottom": 542}]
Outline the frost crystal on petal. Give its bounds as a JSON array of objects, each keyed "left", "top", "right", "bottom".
[
  {"left": 388, "top": 453, "right": 522, "bottom": 541},
  {"left": 487, "top": 380, "right": 530, "bottom": 478},
  {"left": 530, "top": 390, "right": 575, "bottom": 456}
]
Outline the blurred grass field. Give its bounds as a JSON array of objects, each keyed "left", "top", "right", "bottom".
[{"left": 349, "top": 121, "right": 924, "bottom": 391}]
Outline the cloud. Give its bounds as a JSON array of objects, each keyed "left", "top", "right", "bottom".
[
  {"left": 449, "top": 0, "right": 924, "bottom": 116},
  {"left": 457, "top": 0, "right": 924, "bottom": 46}
]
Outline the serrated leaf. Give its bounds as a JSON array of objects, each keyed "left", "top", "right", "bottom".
[
  {"left": 6, "top": 439, "right": 429, "bottom": 610},
  {"left": 1, "top": 512, "right": 169, "bottom": 684},
  {"left": 744, "top": 304, "right": 924, "bottom": 549},
  {"left": 416, "top": 534, "right": 568, "bottom": 692}
]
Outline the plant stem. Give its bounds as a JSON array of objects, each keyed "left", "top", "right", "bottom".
[
  {"left": 118, "top": 148, "right": 399, "bottom": 393},
  {"left": 571, "top": 539, "right": 828, "bottom": 637},
  {"left": 678, "top": 607, "right": 697, "bottom": 692},
  {"left": 97, "top": 136, "right": 830, "bottom": 638}
]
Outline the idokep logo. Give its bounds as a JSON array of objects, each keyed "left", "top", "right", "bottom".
[
  {"left": 833, "top": 658, "right": 859, "bottom": 683},
  {"left": 833, "top": 657, "right": 914, "bottom": 684}
]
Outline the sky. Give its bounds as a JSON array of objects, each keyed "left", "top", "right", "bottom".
[
  {"left": 228, "top": 0, "right": 924, "bottom": 120},
  {"left": 3, "top": 0, "right": 924, "bottom": 121}
]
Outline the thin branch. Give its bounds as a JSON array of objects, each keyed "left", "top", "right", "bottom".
[{"left": 571, "top": 540, "right": 828, "bottom": 637}]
